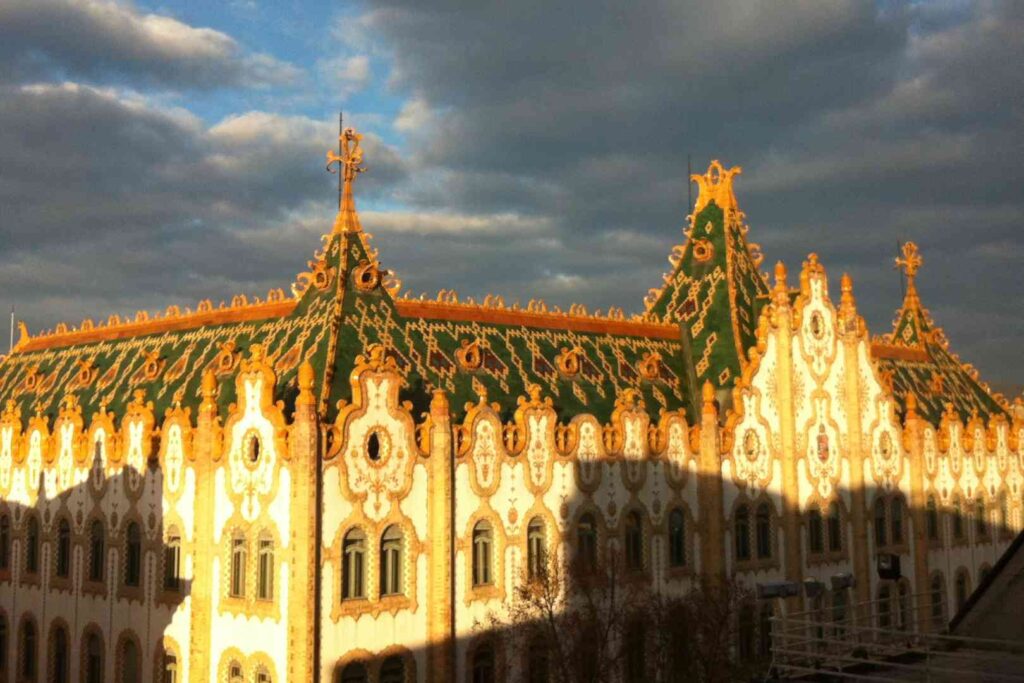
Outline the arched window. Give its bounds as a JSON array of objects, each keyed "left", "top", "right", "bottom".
[
  {"left": 890, "top": 498, "right": 904, "bottom": 545},
  {"left": 833, "top": 589, "right": 848, "bottom": 639},
  {"left": 25, "top": 514, "right": 40, "bottom": 575},
  {"left": 952, "top": 499, "right": 964, "bottom": 540},
  {"left": 878, "top": 584, "right": 891, "bottom": 628},
  {"left": 472, "top": 642, "right": 495, "bottom": 683},
  {"left": 227, "top": 661, "right": 244, "bottom": 683},
  {"left": 84, "top": 633, "right": 103, "bottom": 683},
  {"left": 873, "top": 498, "right": 887, "bottom": 548},
  {"left": 19, "top": 618, "right": 36, "bottom": 681},
  {"left": 955, "top": 570, "right": 970, "bottom": 611},
  {"left": 254, "top": 667, "right": 271, "bottom": 683},
  {"left": 527, "top": 517, "right": 546, "bottom": 578},
  {"left": 124, "top": 522, "right": 142, "bottom": 587},
  {"left": 975, "top": 499, "right": 987, "bottom": 539},
  {"left": 737, "top": 604, "right": 755, "bottom": 661},
  {"left": 807, "top": 507, "right": 824, "bottom": 554},
  {"left": 341, "top": 528, "right": 365, "bottom": 600},
  {"left": 229, "top": 531, "right": 246, "bottom": 598},
  {"left": 162, "top": 652, "right": 178, "bottom": 683},
  {"left": 120, "top": 639, "right": 139, "bottom": 683},
  {"left": 897, "top": 580, "right": 911, "bottom": 631},
  {"left": 0, "top": 614, "right": 6, "bottom": 672},
  {"left": 759, "top": 603, "right": 774, "bottom": 659},
  {"left": 56, "top": 518, "right": 71, "bottom": 578},
  {"left": 623, "top": 620, "right": 645, "bottom": 682},
  {"left": 50, "top": 624, "right": 69, "bottom": 683},
  {"left": 257, "top": 531, "right": 274, "bottom": 600},
  {"left": 930, "top": 574, "right": 945, "bottom": 630},
  {"left": 624, "top": 511, "right": 643, "bottom": 571},
  {"left": 379, "top": 656, "right": 405, "bottom": 683},
  {"left": 164, "top": 531, "right": 182, "bottom": 591},
  {"left": 380, "top": 525, "right": 402, "bottom": 596},
  {"left": 755, "top": 503, "right": 771, "bottom": 559},
  {"left": 734, "top": 505, "right": 750, "bottom": 562},
  {"left": 338, "top": 662, "right": 367, "bottom": 683},
  {"left": 89, "top": 520, "right": 105, "bottom": 582},
  {"left": 0, "top": 513, "right": 10, "bottom": 570},
  {"left": 576, "top": 513, "right": 597, "bottom": 573},
  {"left": 526, "top": 637, "right": 549, "bottom": 683},
  {"left": 472, "top": 520, "right": 493, "bottom": 587},
  {"left": 827, "top": 503, "right": 842, "bottom": 552},
  {"left": 668, "top": 508, "right": 685, "bottom": 568},
  {"left": 926, "top": 497, "right": 939, "bottom": 541}
]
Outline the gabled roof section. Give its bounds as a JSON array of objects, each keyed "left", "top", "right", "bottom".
[
  {"left": 324, "top": 224, "right": 693, "bottom": 424},
  {"left": 872, "top": 242, "right": 1008, "bottom": 425},
  {"left": 643, "top": 161, "right": 769, "bottom": 390},
  {"left": 0, "top": 230, "right": 344, "bottom": 422}
]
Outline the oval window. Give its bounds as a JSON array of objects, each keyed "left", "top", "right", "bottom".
[
  {"left": 247, "top": 433, "right": 261, "bottom": 463},
  {"left": 367, "top": 432, "right": 381, "bottom": 461}
]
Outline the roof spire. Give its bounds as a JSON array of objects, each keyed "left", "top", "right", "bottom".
[{"left": 326, "top": 124, "right": 366, "bottom": 234}]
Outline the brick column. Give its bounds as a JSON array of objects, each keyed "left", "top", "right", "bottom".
[{"left": 426, "top": 390, "right": 454, "bottom": 682}]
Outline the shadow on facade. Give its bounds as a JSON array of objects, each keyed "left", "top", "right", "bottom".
[
  {"left": 0, "top": 462, "right": 189, "bottom": 683},
  {"left": 326, "top": 461, "right": 1020, "bottom": 683}
]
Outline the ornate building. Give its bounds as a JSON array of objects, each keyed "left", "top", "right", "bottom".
[{"left": 0, "top": 128, "right": 1021, "bottom": 682}]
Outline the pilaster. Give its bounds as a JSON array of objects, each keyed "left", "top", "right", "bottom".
[
  {"left": 426, "top": 390, "right": 454, "bottom": 682},
  {"left": 287, "top": 362, "right": 320, "bottom": 682},
  {"left": 188, "top": 370, "right": 220, "bottom": 683},
  {"left": 902, "top": 394, "right": 931, "bottom": 633},
  {"left": 773, "top": 263, "right": 803, "bottom": 606},
  {"left": 698, "top": 382, "right": 725, "bottom": 581},
  {"left": 839, "top": 275, "right": 872, "bottom": 612}
]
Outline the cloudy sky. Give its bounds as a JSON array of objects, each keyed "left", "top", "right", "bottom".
[{"left": 0, "top": 0, "right": 1021, "bottom": 392}]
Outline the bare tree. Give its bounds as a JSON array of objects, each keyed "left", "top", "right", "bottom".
[{"left": 492, "top": 552, "right": 762, "bottom": 683}]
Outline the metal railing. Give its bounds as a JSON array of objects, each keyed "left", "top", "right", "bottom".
[{"left": 768, "top": 593, "right": 1024, "bottom": 681}]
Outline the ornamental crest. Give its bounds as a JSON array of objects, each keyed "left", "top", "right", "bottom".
[
  {"left": 869, "top": 422, "right": 901, "bottom": 490},
  {"left": 731, "top": 394, "right": 773, "bottom": 491},
  {"left": 806, "top": 410, "right": 841, "bottom": 499},
  {"left": 468, "top": 411, "right": 504, "bottom": 492},
  {"left": 663, "top": 417, "right": 691, "bottom": 487},
  {"left": 573, "top": 417, "right": 603, "bottom": 488},
  {"left": 223, "top": 345, "right": 286, "bottom": 523},
  {"left": 331, "top": 345, "right": 419, "bottom": 522}
]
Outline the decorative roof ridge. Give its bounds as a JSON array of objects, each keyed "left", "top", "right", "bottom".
[
  {"left": 395, "top": 288, "right": 649, "bottom": 325},
  {"left": 394, "top": 293, "right": 680, "bottom": 340},
  {"left": 15, "top": 289, "right": 295, "bottom": 354}
]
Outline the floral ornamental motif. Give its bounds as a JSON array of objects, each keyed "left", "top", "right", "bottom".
[
  {"left": 353, "top": 259, "right": 383, "bottom": 292},
  {"left": 213, "top": 341, "right": 240, "bottom": 376},
  {"left": 806, "top": 412, "right": 841, "bottom": 500},
  {"left": 798, "top": 265, "right": 836, "bottom": 378},
  {"left": 75, "top": 359, "right": 98, "bottom": 388},
  {"left": 731, "top": 395, "right": 773, "bottom": 492},
  {"left": 0, "top": 401, "right": 20, "bottom": 492},
  {"left": 574, "top": 417, "right": 603, "bottom": 488},
  {"left": 224, "top": 345, "right": 286, "bottom": 523},
  {"left": 163, "top": 422, "right": 186, "bottom": 495},
  {"left": 140, "top": 350, "right": 165, "bottom": 381},
  {"left": 331, "top": 344, "right": 419, "bottom": 522},
  {"left": 121, "top": 389, "right": 155, "bottom": 492},
  {"left": 692, "top": 238, "right": 714, "bottom": 262},
  {"left": 555, "top": 346, "right": 582, "bottom": 377},
  {"left": 663, "top": 417, "right": 691, "bottom": 486},
  {"left": 24, "top": 413, "right": 47, "bottom": 495},
  {"left": 869, "top": 421, "right": 902, "bottom": 490},
  {"left": 637, "top": 351, "right": 662, "bottom": 381},
  {"left": 455, "top": 338, "right": 483, "bottom": 371},
  {"left": 52, "top": 395, "right": 83, "bottom": 493},
  {"left": 470, "top": 417, "right": 502, "bottom": 491}
]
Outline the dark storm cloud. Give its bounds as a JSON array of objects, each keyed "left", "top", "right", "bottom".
[
  {"left": 0, "top": 0, "right": 299, "bottom": 88},
  {"left": 0, "top": 82, "right": 407, "bottom": 333},
  {"left": 349, "top": 0, "right": 1023, "bottom": 389}
]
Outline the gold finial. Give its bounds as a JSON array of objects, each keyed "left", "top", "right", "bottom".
[
  {"left": 691, "top": 160, "right": 742, "bottom": 213},
  {"left": 905, "top": 391, "right": 918, "bottom": 419},
  {"left": 326, "top": 126, "right": 366, "bottom": 234},
  {"left": 895, "top": 241, "right": 922, "bottom": 280},
  {"left": 200, "top": 369, "right": 218, "bottom": 414},
  {"left": 840, "top": 272, "right": 856, "bottom": 311},
  {"left": 772, "top": 261, "right": 788, "bottom": 304},
  {"left": 701, "top": 380, "right": 716, "bottom": 414},
  {"left": 296, "top": 361, "right": 316, "bottom": 408}
]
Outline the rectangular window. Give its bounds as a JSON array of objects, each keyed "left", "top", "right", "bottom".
[
  {"left": 164, "top": 537, "right": 181, "bottom": 591},
  {"left": 230, "top": 537, "right": 246, "bottom": 598}
]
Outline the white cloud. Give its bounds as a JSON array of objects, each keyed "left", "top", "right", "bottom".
[{"left": 317, "top": 54, "right": 372, "bottom": 100}]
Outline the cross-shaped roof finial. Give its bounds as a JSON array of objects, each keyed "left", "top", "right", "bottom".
[{"left": 895, "top": 241, "right": 922, "bottom": 280}]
